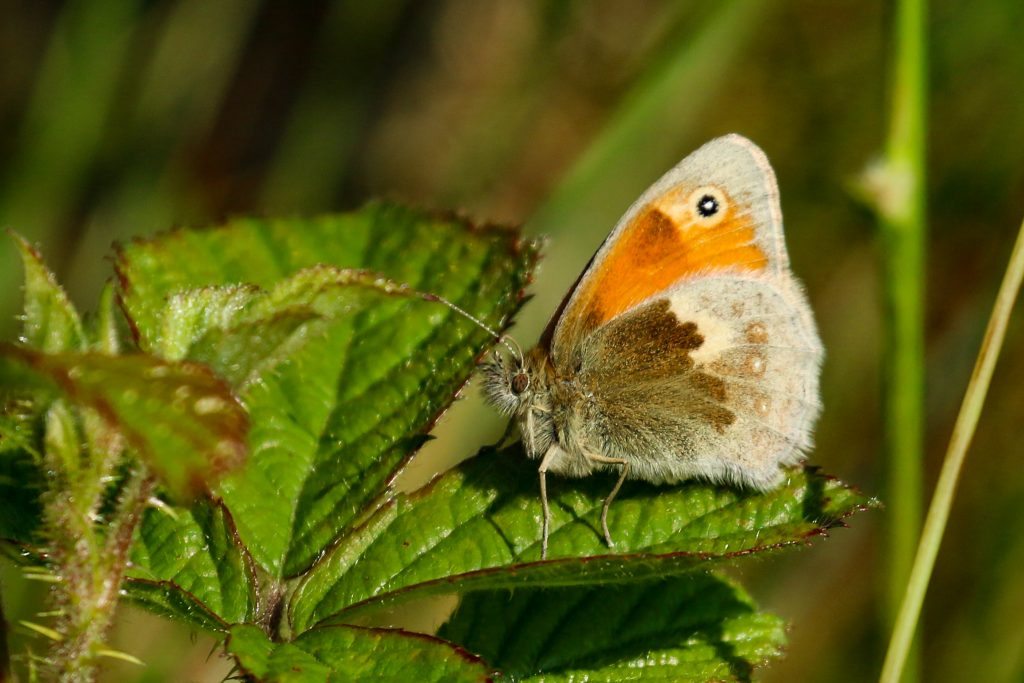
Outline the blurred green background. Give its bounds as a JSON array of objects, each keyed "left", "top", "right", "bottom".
[{"left": 1, "top": 1, "right": 1022, "bottom": 681}]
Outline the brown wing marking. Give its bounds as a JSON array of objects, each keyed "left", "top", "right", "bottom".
[{"left": 584, "top": 299, "right": 736, "bottom": 434}]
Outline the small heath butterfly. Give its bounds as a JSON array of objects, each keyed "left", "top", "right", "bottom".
[{"left": 478, "top": 135, "right": 823, "bottom": 559}]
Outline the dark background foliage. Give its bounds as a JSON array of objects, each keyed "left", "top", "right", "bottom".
[{"left": 1, "top": 1, "right": 1022, "bottom": 680}]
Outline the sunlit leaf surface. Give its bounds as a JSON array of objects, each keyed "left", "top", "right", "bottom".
[
  {"left": 115, "top": 202, "right": 539, "bottom": 578},
  {"left": 290, "top": 445, "right": 875, "bottom": 631},
  {"left": 228, "top": 623, "right": 495, "bottom": 683}
]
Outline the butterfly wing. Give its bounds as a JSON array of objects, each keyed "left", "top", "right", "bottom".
[
  {"left": 549, "top": 134, "right": 796, "bottom": 366},
  {"left": 578, "top": 274, "right": 821, "bottom": 488},
  {"left": 549, "top": 135, "right": 822, "bottom": 487}
]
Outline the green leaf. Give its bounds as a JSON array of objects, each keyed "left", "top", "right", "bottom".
[
  {"left": 0, "top": 390, "right": 45, "bottom": 546},
  {"left": 126, "top": 498, "right": 255, "bottom": 629},
  {"left": 115, "top": 202, "right": 535, "bottom": 353},
  {"left": 152, "top": 284, "right": 264, "bottom": 362},
  {"left": 0, "top": 411, "right": 43, "bottom": 544},
  {"left": 115, "top": 203, "right": 539, "bottom": 578},
  {"left": 9, "top": 230, "right": 84, "bottom": 353},
  {"left": 227, "top": 623, "right": 495, "bottom": 683},
  {"left": 0, "top": 345, "right": 248, "bottom": 499},
  {"left": 290, "top": 445, "right": 874, "bottom": 631},
  {"left": 212, "top": 272, "right": 438, "bottom": 580},
  {"left": 440, "top": 573, "right": 786, "bottom": 682},
  {"left": 122, "top": 579, "right": 230, "bottom": 635},
  {"left": 89, "top": 282, "right": 124, "bottom": 355}
]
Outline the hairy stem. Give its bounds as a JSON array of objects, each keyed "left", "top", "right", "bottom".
[{"left": 48, "top": 455, "right": 153, "bottom": 682}]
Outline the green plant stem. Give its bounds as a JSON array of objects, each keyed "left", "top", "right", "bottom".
[
  {"left": 880, "top": 216, "right": 1024, "bottom": 682},
  {"left": 52, "top": 464, "right": 154, "bottom": 682},
  {"left": 102, "top": 468, "right": 156, "bottom": 600},
  {"left": 878, "top": 0, "right": 927, "bottom": 680}
]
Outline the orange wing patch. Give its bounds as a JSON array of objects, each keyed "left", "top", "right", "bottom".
[{"left": 573, "top": 188, "right": 768, "bottom": 333}]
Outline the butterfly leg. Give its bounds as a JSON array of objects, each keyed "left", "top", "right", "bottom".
[
  {"left": 537, "top": 446, "right": 559, "bottom": 560},
  {"left": 584, "top": 452, "right": 630, "bottom": 550},
  {"left": 526, "top": 407, "right": 537, "bottom": 457}
]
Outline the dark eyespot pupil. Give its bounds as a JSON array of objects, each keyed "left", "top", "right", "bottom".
[
  {"left": 511, "top": 372, "right": 529, "bottom": 394},
  {"left": 696, "top": 194, "right": 719, "bottom": 218}
]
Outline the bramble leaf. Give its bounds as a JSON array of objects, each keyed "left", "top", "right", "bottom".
[
  {"left": 441, "top": 572, "right": 786, "bottom": 682},
  {"left": 0, "top": 410, "right": 43, "bottom": 544},
  {"left": 126, "top": 499, "right": 254, "bottom": 630},
  {"left": 115, "top": 203, "right": 539, "bottom": 578},
  {"left": 9, "top": 231, "right": 84, "bottom": 353},
  {"left": 0, "top": 345, "right": 247, "bottom": 499},
  {"left": 290, "top": 445, "right": 875, "bottom": 631},
  {"left": 228, "top": 623, "right": 495, "bottom": 682}
]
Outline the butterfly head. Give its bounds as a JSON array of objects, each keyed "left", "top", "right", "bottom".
[{"left": 480, "top": 343, "right": 534, "bottom": 417}]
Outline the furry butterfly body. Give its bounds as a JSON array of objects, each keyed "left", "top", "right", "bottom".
[{"left": 483, "top": 134, "right": 823, "bottom": 558}]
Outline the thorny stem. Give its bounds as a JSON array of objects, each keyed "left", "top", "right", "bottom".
[
  {"left": 104, "top": 467, "right": 155, "bottom": 587},
  {"left": 49, "top": 457, "right": 155, "bottom": 682}
]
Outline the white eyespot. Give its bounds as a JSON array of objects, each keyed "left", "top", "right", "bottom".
[
  {"left": 685, "top": 186, "right": 729, "bottom": 227},
  {"left": 745, "top": 321, "right": 769, "bottom": 344},
  {"left": 747, "top": 355, "right": 765, "bottom": 376},
  {"left": 754, "top": 397, "right": 771, "bottom": 417}
]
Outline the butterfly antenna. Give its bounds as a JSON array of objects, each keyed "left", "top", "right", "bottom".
[
  {"left": 501, "top": 334, "right": 526, "bottom": 367},
  {"left": 418, "top": 291, "right": 524, "bottom": 366}
]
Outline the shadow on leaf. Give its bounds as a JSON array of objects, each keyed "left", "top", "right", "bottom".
[{"left": 439, "top": 571, "right": 785, "bottom": 681}]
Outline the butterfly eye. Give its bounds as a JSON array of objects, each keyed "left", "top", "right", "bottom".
[
  {"left": 511, "top": 371, "right": 530, "bottom": 395},
  {"left": 686, "top": 186, "right": 728, "bottom": 226}
]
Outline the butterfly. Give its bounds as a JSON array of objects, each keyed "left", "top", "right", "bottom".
[{"left": 480, "top": 134, "right": 823, "bottom": 559}]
